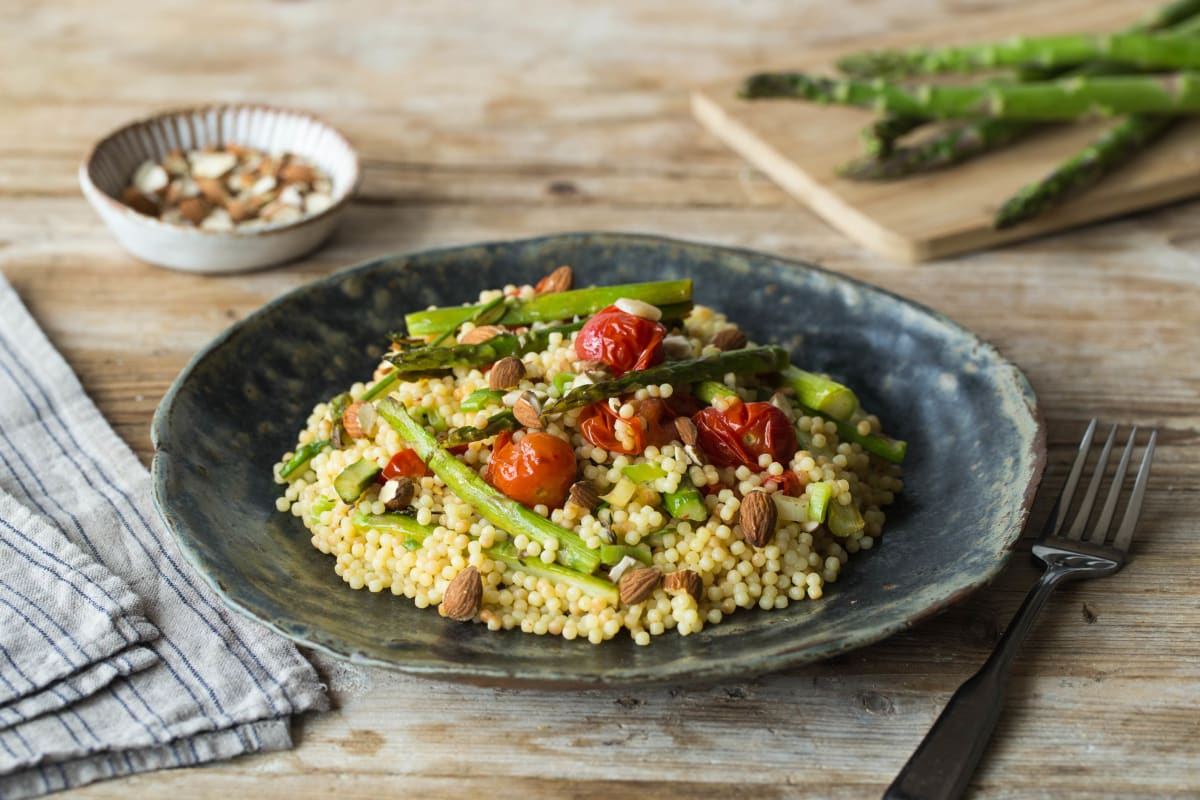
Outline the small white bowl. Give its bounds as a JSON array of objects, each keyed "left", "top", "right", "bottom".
[{"left": 80, "top": 104, "right": 359, "bottom": 274}]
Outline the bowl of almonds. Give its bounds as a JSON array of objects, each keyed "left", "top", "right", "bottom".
[{"left": 80, "top": 104, "right": 359, "bottom": 273}]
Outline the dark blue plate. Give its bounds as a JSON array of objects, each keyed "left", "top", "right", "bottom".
[{"left": 151, "top": 233, "right": 1045, "bottom": 687}]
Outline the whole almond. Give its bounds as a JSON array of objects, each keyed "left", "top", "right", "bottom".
[
  {"left": 535, "top": 265, "right": 574, "bottom": 294},
  {"left": 712, "top": 327, "right": 748, "bottom": 351},
  {"left": 739, "top": 490, "right": 777, "bottom": 548},
  {"left": 674, "top": 416, "right": 699, "bottom": 447},
  {"left": 441, "top": 566, "right": 482, "bottom": 622},
  {"left": 489, "top": 356, "right": 525, "bottom": 390},
  {"left": 512, "top": 391, "right": 544, "bottom": 429},
  {"left": 663, "top": 569, "right": 703, "bottom": 602},
  {"left": 618, "top": 567, "right": 661, "bottom": 606},
  {"left": 568, "top": 480, "right": 600, "bottom": 511},
  {"left": 459, "top": 325, "right": 504, "bottom": 345}
]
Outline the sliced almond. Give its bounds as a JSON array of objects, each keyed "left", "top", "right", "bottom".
[
  {"left": 618, "top": 567, "right": 661, "bottom": 606},
  {"left": 195, "top": 176, "right": 228, "bottom": 205},
  {"left": 121, "top": 187, "right": 159, "bottom": 217},
  {"left": 226, "top": 198, "right": 257, "bottom": 223},
  {"left": 512, "top": 391, "right": 544, "bottom": 429},
  {"left": 342, "top": 401, "right": 377, "bottom": 439},
  {"left": 459, "top": 325, "right": 504, "bottom": 345},
  {"left": 440, "top": 566, "right": 482, "bottom": 621},
  {"left": 614, "top": 297, "right": 662, "bottom": 321},
  {"left": 176, "top": 196, "right": 210, "bottom": 226},
  {"left": 568, "top": 480, "right": 600, "bottom": 511},
  {"left": 279, "top": 161, "right": 318, "bottom": 185},
  {"left": 535, "top": 265, "right": 574, "bottom": 294},
  {"left": 712, "top": 327, "right": 748, "bottom": 351},
  {"left": 489, "top": 356, "right": 526, "bottom": 391},
  {"left": 607, "top": 555, "right": 642, "bottom": 583},
  {"left": 379, "top": 477, "right": 415, "bottom": 511},
  {"left": 739, "top": 490, "right": 777, "bottom": 548},
  {"left": 165, "top": 177, "right": 199, "bottom": 203},
  {"left": 305, "top": 192, "right": 334, "bottom": 215},
  {"left": 674, "top": 416, "right": 699, "bottom": 447},
  {"left": 663, "top": 569, "right": 703, "bottom": 602},
  {"left": 662, "top": 335, "right": 694, "bottom": 360},
  {"left": 189, "top": 150, "right": 238, "bottom": 179},
  {"left": 200, "top": 207, "right": 234, "bottom": 232},
  {"left": 132, "top": 161, "right": 169, "bottom": 194}
]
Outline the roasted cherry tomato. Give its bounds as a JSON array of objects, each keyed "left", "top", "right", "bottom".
[
  {"left": 574, "top": 305, "right": 666, "bottom": 376},
  {"left": 692, "top": 400, "right": 797, "bottom": 470},
  {"left": 577, "top": 397, "right": 677, "bottom": 456},
  {"left": 381, "top": 448, "right": 430, "bottom": 481},
  {"left": 763, "top": 469, "right": 805, "bottom": 497},
  {"left": 578, "top": 400, "right": 644, "bottom": 455},
  {"left": 488, "top": 431, "right": 577, "bottom": 508}
]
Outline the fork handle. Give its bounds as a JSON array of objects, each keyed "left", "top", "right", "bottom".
[{"left": 883, "top": 567, "right": 1070, "bottom": 800}]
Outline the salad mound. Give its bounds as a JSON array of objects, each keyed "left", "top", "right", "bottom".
[{"left": 275, "top": 267, "right": 904, "bottom": 645}]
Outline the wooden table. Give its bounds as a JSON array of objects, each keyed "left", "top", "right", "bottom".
[{"left": 3, "top": 1, "right": 1198, "bottom": 797}]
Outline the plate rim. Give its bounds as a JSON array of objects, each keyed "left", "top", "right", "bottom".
[{"left": 151, "top": 231, "right": 1047, "bottom": 686}]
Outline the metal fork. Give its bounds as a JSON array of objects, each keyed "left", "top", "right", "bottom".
[{"left": 884, "top": 419, "right": 1157, "bottom": 800}]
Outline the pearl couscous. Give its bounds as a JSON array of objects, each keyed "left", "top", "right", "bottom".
[{"left": 275, "top": 271, "right": 903, "bottom": 645}]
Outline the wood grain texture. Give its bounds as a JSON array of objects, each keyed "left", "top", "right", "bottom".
[
  {"left": 692, "top": 0, "right": 1200, "bottom": 262},
  {"left": 0, "top": 0, "right": 1197, "bottom": 797}
]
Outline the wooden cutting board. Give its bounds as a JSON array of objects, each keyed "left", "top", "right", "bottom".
[{"left": 691, "top": 0, "right": 1200, "bottom": 262}]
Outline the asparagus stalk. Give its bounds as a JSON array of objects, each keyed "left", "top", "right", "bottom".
[
  {"left": 1136, "top": 0, "right": 1200, "bottom": 30},
  {"left": 694, "top": 380, "right": 737, "bottom": 404},
  {"left": 836, "top": 32, "right": 1200, "bottom": 78},
  {"left": 739, "top": 71, "right": 1200, "bottom": 119},
  {"left": 781, "top": 367, "right": 859, "bottom": 422},
  {"left": 428, "top": 295, "right": 507, "bottom": 347},
  {"left": 384, "top": 322, "right": 584, "bottom": 374},
  {"left": 376, "top": 398, "right": 600, "bottom": 573},
  {"left": 486, "top": 541, "right": 618, "bottom": 603},
  {"left": 279, "top": 439, "right": 331, "bottom": 480},
  {"left": 840, "top": 119, "right": 1031, "bottom": 180},
  {"left": 405, "top": 280, "right": 693, "bottom": 336},
  {"left": 542, "top": 346, "right": 789, "bottom": 417},
  {"left": 353, "top": 510, "right": 435, "bottom": 541},
  {"left": 860, "top": 114, "right": 929, "bottom": 158},
  {"left": 442, "top": 410, "right": 519, "bottom": 447},
  {"left": 994, "top": 114, "right": 1175, "bottom": 228},
  {"left": 801, "top": 404, "right": 907, "bottom": 464}
]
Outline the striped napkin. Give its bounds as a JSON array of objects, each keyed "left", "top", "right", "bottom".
[{"left": 0, "top": 275, "right": 328, "bottom": 798}]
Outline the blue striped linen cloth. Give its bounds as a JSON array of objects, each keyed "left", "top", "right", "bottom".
[{"left": 0, "top": 275, "right": 328, "bottom": 798}]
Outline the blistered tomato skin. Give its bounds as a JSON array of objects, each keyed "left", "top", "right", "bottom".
[
  {"left": 693, "top": 400, "right": 798, "bottom": 470},
  {"left": 488, "top": 431, "right": 578, "bottom": 508},
  {"left": 381, "top": 448, "right": 430, "bottom": 480},
  {"left": 574, "top": 305, "right": 666, "bottom": 376}
]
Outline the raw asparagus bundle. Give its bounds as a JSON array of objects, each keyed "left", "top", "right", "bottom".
[{"left": 846, "top": 8, "right": 1200, "bottom": 181}]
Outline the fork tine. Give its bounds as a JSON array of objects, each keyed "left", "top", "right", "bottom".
[
  {"left": 1088, "top": 427, "right": 1137, "bottom": 544},
  {"left": 1045, "top": 418, "right": 1097, "bottom": 538},
  {"left": 1111, "top": 430, "right": 1156, "bottom": 552},
  {"left": 1065, "top": 424, "right": 1117, "bottom": 540}
]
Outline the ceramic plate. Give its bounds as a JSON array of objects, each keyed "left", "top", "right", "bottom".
[{"left": 151, "top": 233, "right": 1045, "bottom": 687}]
